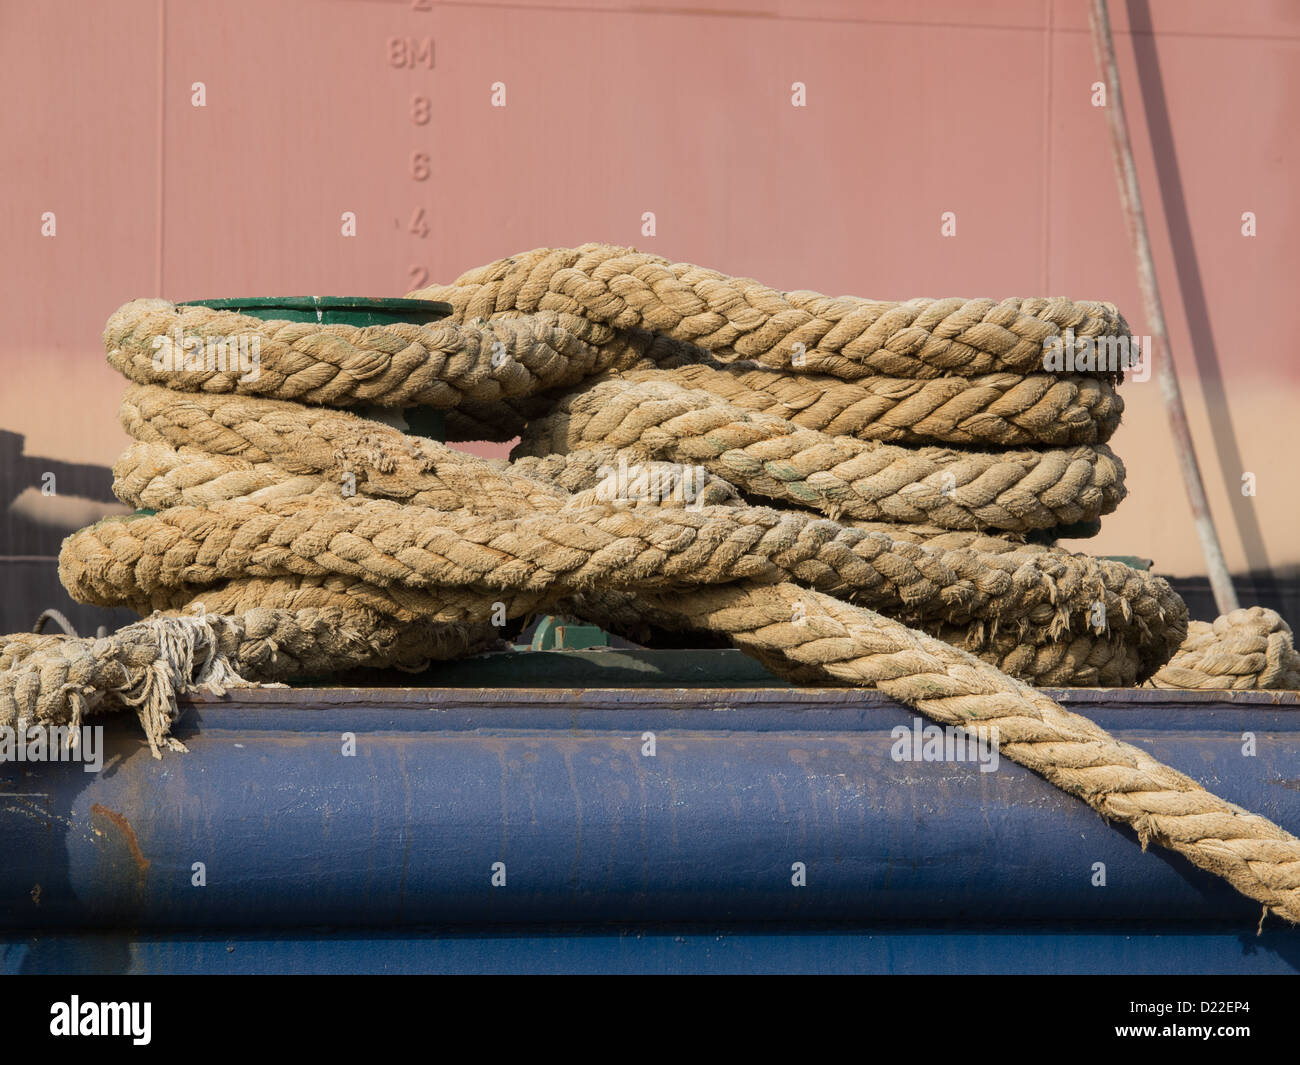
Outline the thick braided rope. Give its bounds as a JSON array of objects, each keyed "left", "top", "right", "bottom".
[
  {"left": 62, "top": 504, "right": 1185, "bottom": 685},
  {"left": 410, "top": 243, "right": 1131, "bottom": 381},
  {"left": 516, "top": 376, "right": 1127, "bottom": 531},
  {"left": 425, "top": 362, "right": 1126, "bottom": 448},
  {"left": 117, "top": 378, "right": 1126, "bottom": 533},
  {"left": 100, "top": 382, "right": 1182, "bottom": 683},
  {"left": 106, "top": 296, "right": 1124, "bottom": 450},
  {"left": 104, "top": 300, "right": 646, "bottom": 410},
  {"left": 0, "top": 243, "right": 1293, "bottom": 925},
  {"left": 549, "top": 584, "right": 1147, "bottom": 689},
  {"left": 56, "top": 494, "right": 1169, "bottom": 646},
  {"left": 623, "top": 363, "right": 1124, "bottom": 446},
  {"left": 1150, "top": 607, "right": 1300, "bottom": 690},
  {"left": 88, "top": 389, "right": 1185, "bottom": 679},
  {"left": 78, "top": 250, "right": 1207, "bottom": 693}
]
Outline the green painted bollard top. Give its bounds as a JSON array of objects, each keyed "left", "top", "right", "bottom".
[{"left": 176, "top": 296, "right": 453, "bottom": 328}]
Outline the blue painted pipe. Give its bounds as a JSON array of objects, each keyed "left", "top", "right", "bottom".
[{"left": 2, "top": 687, "right": 1297, "bottom": 936}]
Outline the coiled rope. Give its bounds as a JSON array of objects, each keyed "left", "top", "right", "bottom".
[{"left": 1, "top": 243, "right": 1297, "bottom": 921}]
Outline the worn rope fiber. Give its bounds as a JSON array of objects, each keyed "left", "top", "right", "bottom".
[
  {"left": 3, "top": 242, "right": 1298, "bottom": 924},
  {"left": 1150, "top": 607, "right": 1300, "bottom": 690}
]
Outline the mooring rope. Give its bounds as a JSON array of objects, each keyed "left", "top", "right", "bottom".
[{"left": 1, "top": 243, "right": 1297, "bottom": 921}]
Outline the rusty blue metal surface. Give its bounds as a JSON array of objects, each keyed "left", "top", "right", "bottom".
[{"left": 2, "top": 685, "right": 1298, "bottom": 973}]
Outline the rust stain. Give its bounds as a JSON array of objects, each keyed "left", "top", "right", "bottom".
[{"left": 90, "top": 803, "right": 151, "bottom": 872}]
